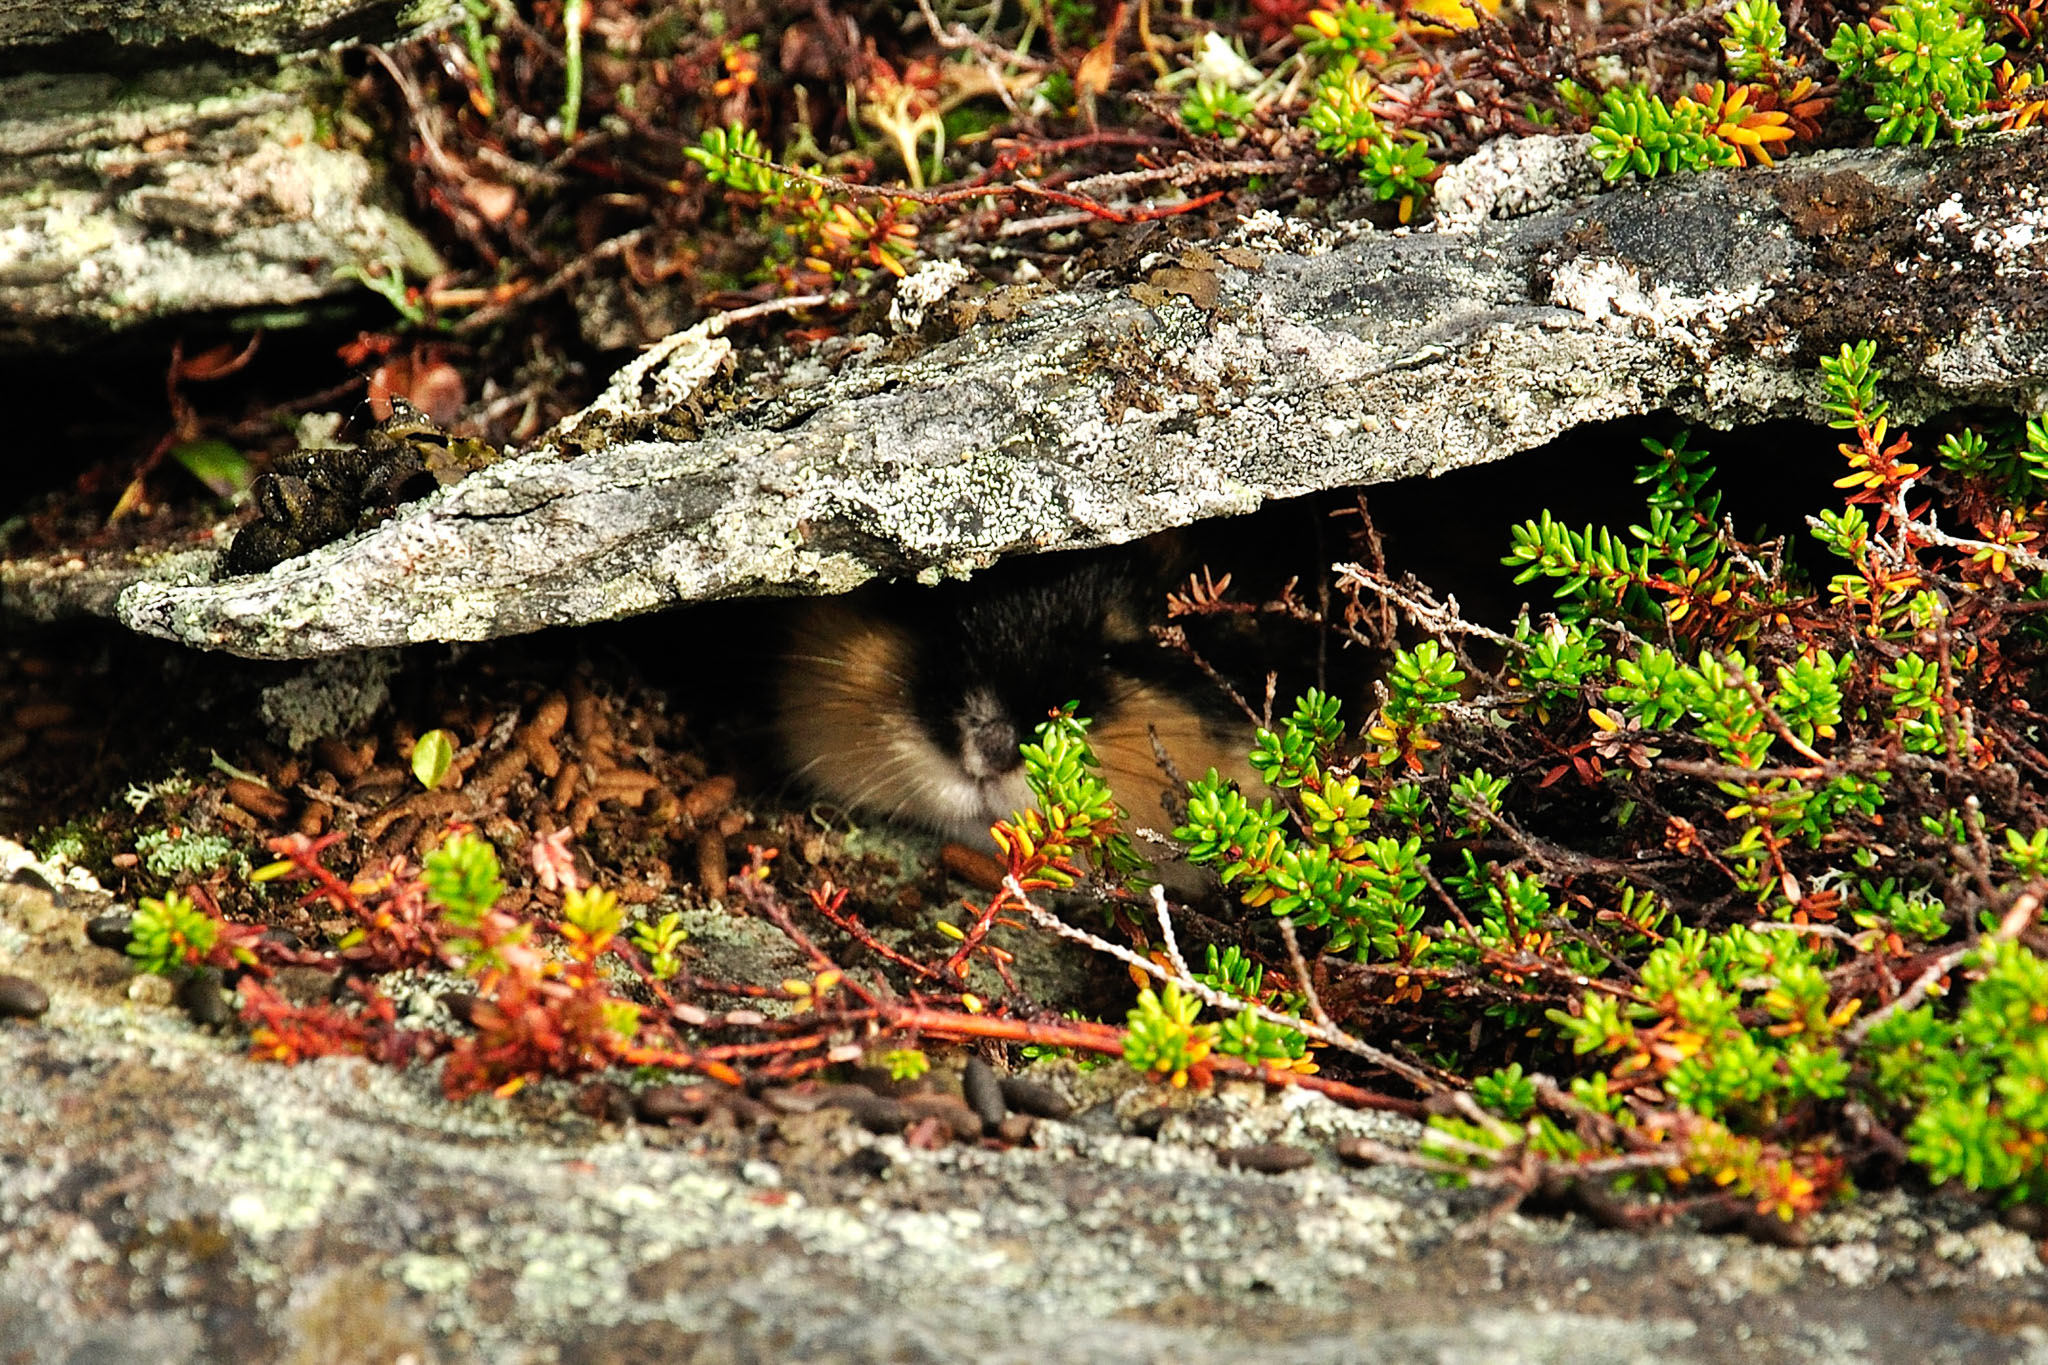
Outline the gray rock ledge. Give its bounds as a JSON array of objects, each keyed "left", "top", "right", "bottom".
[
  {"left": 12, "top": 134, "right": 2048, "bottom": 658},
  {"left": 1, "top": 840, "right": 2042, "bottom": 1365}
]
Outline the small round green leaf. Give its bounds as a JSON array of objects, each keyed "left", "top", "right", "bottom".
[{"left": 412, "top": 728, "right": 458, "bottom": 790}]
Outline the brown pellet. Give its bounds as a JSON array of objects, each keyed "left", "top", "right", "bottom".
[
  {"left": 550, "top": 761, "right": 580, "bottom": 812},
  {"left": 526, "top": 692, "right": 569, "bottom": 742},
  {"left": 636, "top": 1084, "right": 719, "bottom": 1125},
  {"left": 940, "top": 842, "right": 1007, "bottom": 892},
  {"left": 758, "top": 1086, "right": 828, "bottom": 1115},
  {"left": 177, "top": 968, "right": 235, "bottom": 1029},
  {"left": 361, "top": 790, "right": 466, "bottom": 841},
  {"left": 997, "top": 1077, "right": 1074, "bottom": 1120},
  {"left": 682, "top": 775, "right": 736, "bottom": 822},
  {"left": 568, "top": 793, "right": 600, "bottom": 835},
  {"left": 837, "top": 1094, "right": 911, "bottom": 1133},
  {"left": 296, "top": 801, "right": 332, "bottom": 837},
  {"left": 12, "top": 702, "right": 74, "bottom": 731},
  {"left": 1333, "top": 1137, "right": 1377, "bottom": 1168},
  {"left": 348, "top": 766, "right": 410, "bottom": 801},
  {"left": 525, "top": 735, "right": 563, "bottom": 780},
  {"left": 471, "top": 750, "right": 528, "bottom": 797},
  {"left": 720, "top": 1095, "right": 777, "bottom": 1128},
  {"left": 315, "top": 737, "right": 371, "bottom": 781},
  {"left": 994, "top": 1113, "right": 1037, "bottom": 1145},
  {"left": 577, "top": 1082, "right": 636, "bottom": 1124},
  {"left": 695, "top": 830, "right": 728, "bottom": 898},
  {"left": 568, "top": 682, "right": 603, "bottom": 743},
  {"left": 225, "top": 778, "right": 290, "bottom": 824},
  {"left": 215, "top": 803, "right": 259, "bottom": 833},
  {"left": 963, "top": 1055, "right": 1005, "bottom": 1130},
  {"left": 590, "top": 770, "right": 659, "bottom": 804}
]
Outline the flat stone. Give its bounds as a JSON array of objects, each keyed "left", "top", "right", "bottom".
[
  {"left": 0, "top": 62, "right": 444, "bottom": 352},
  {"left": 10, "top": 139, "right": 2048, "bottom": 657},
  {"left": 0, "top": 0, "right": 462, "bottom": 58}
]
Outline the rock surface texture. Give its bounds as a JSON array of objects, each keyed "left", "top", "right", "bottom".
[
  {"left": 0, "top": 2, "right": 454, "bottom": 352},
  {"left": 0, "top": 843, "right": 2042, "bottom": 1365},
  {"left": 0, "top": 0, "right": 458, "bottom": 54},
  {"left": 7, "top": 134, "right": 2047, "bottom": 657}
]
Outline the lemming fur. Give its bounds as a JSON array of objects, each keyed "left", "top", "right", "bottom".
[{"left": 773, "top": 550, "right": 1263, "bottom": 849}]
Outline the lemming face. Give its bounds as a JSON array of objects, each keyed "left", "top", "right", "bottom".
[{"left": 773, "top": 554, "right": 1259, "bottom": 846}]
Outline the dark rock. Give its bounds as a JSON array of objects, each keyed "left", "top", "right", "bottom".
[
  {"left": 999, "top": 1077, "right": 1074, "bottom": 1120},
  {"left": 9, "top": 142, "right": 2043, "bottom": 656},
  {"left": 835, "top": 1094, "right": 911, "bottom": 1134},
  {"left": 1125, "top": 1107, "right": 1170, "bottom": 1140},
  {"left": 0, "top": 973, "right": 49, "bottom": 1019},
  {"left": 833, "top": 1146, "right": 892, "bottom": 1179},
  {"left": 85, "top": 915, "right": 135, "bottom": 952},
  {"left": 176, "top": 967, "right": 235, "bottom": 1029}
]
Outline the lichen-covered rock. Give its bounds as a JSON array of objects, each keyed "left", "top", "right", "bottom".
[
  {"left": 9, "top": 136, "right": 2048, "bottom": 657},
  {"left": 0, "top": 62, "right": 443, "bottom": 352},
  {"left": 0, "top": 0, "right": 461, "bottom": 57},
  {"left": 0, "top": 837, "right": 2041, "bottom": 1364}
]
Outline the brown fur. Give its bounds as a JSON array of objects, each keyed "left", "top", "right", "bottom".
[{"left": 774, "top": 597, "right": 1260, "bottom": 849}]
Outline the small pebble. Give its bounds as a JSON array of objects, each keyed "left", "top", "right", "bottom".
[
  {"left": 1218, "top": 1143, "right": 1315, "bottom": 1174},
  {"left": 177, "top": 968, "right": 235, "bottom": 1029},
  {"left": 85, "top": 914, "right": 135, "bottom": 952},
  {"left": 0, "top": 973, "right": 50, "bottom": 1020},
  {"left": 962, "top": 1056, "right": 1006, "bottom": 1131},
  {"left": 999, "top": 1077, "right": 1074, "bottom": 1120}
]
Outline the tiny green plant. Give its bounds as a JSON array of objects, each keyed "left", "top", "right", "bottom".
[
  {"left": 629, "top": 910, "right": 690, "bottom": 979},
  {"left": 1023, "top": 336, "right": 2048, "bottom": 1227},
  {"left": 1721, "top": 0, "right": 1788, "bottom": 80},
  {"left": 1303, "top": 71, "right": 1436, "bottom": 219},
  {"left": 686, "top": 124, "right": 919, "bottom": 284},
  {"left": 127, "top": 892, "right": 220, "bottom": 975},
  {"left": 1180, "top": 79, "right": 1258, "bottom": 140},
  {"left": 1826, "top": 0, "right": 2006, "bottom": 146},
  {"left": 1123, "top": 983, "right": 1216, "bottom": 1087}
]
